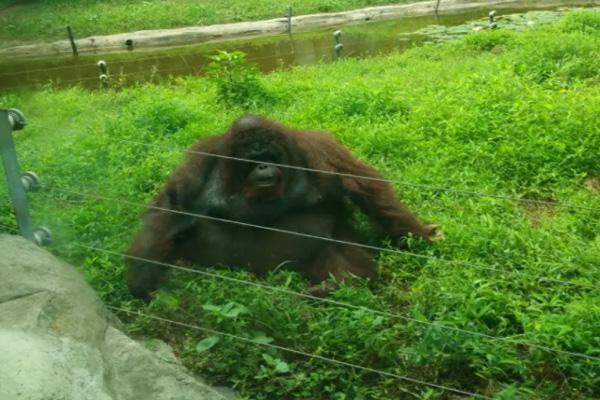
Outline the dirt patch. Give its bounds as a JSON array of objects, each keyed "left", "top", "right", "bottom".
[
  {"left": 518, "top": 198, "right": 556, "bottom": 228},
  {"left": 584, "top": 177, "right": 600, "bottom": 194}
]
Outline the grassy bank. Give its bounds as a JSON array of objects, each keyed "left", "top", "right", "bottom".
[
  {"left": 1, "top": 10, "right": 600, "bottom": 399},
  {"left": 0, "top": 0, "right": 413, "bottom": 47}
]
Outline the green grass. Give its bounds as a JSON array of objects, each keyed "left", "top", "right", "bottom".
[
  {"left": 0, "top": 0, "right": 412, "bottom": 46},
  {"left": 1, "top": 10, "right": 600, "bottom": 400}
]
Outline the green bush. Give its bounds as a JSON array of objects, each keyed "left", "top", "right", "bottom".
[
  {"left": 206, "top": 50, "right": 272, "bottom": 109},
  {"left": 333, "top": 84, "right": 411, "bottom": 120},
  {"left": 464, "top": 29, "right": 516, "bottom": 51},
  {"left": 511, "top": 29, "right": 600, "bottom": 84},
  {"left": 561, "top": 10, "right": 600, "bottom": 34}
]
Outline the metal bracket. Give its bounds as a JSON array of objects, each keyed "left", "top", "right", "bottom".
[
  {"left": 0, "top": 109, "right": 50, "bottom": 246},
  {"left": 33, "top": 226, "right": 52, "bottom": 246},
  {"left": 22, "top": 171, "right": 41, "bottom": 192},
  {"left": 8, "top": 108, "right": 26, "bottom": 131}
]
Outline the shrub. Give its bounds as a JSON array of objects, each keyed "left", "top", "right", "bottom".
[
  {"left": 206, "top": 50, "right": 272, "bottom": 108},
  {"left": 560, "top": 10, "right": 600, "bottom": 34}
]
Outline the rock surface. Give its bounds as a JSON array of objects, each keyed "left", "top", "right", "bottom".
[{"left": 0, "top": 234, "right": 228, "bottom": 400}]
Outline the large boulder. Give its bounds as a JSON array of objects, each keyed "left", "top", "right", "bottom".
[{"left": 0, "top": 234, "right": 229, "bottom": 400}]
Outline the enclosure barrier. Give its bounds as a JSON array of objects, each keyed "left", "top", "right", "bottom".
[
  {"left": 0, "top": 5, "right": 519, "bottom": 92},
  {"left": 0, "top": 108, "right": 51, "bottom": 245}
]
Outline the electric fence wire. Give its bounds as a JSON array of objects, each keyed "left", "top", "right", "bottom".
[
  {"left": 113, "top": 137, "right": 600, "bottom": 213},
  {"left": 3, "top": 4, "right": 581, "bottom": 82},
  {"left": 46, "top": 183, "right": 598, "bottom": 291},
  {"left": 26, "top": 122, "right": 599, "bottom": 273},
  {"left": 1, "top": 20, "right": 407, "bottom": 77},
  {"left": 0, "top": 39, "right": 333, "bottom": 77},
  {"left": 19, "top": 123, "right": 597, "bottom": 280},
  {"left": 1, "top": 66, "right": 199, "bottom": 91},
  {"left": 107, "top": 305, "right": 492, "bottom": 399},
  {"left": 1, "top": 134, "right": 598, "bottom": 395},
  {"left": 0, "top": 27, "right": 308, "bottom": 61},
  {"left": 0, "top": 186, "right": 600, "bottom": 361},
  {"left": 42, "top": 184, "right": 600, "bottom": 363},
  {"left": 89, "top": 244, "right": 600, "bottom": 363},
  {"left": 0, "top": 220, "right": 496, "bottom": 399},
  {"left": 0, "top": 49, "right": 211, "bottom": 77},
  {"left": 1, "top": 0, "right": 477, "bottom": 66},
  {"left": 0, "top": 29, "right": 309, "bottom": 77},
  {"left": 13, "top": 121, "right": 599, "bottom": 277},
  {"left": 0, "top": 37, "right": 391, "bottom": 91},
  {"left": 27, "top": 123, "right": 600, "bottom": 214}
]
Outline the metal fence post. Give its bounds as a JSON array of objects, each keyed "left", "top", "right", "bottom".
[
  {"left": 98, "top": 60, "right": 108, "bottom": 89},
  {"left": 0, "top": 109, "right": 51, "bottom": 245},
  {"left": 489, "top": 10, "right": 497, "bottom": 29},
  {"left": 333, "top": 30, "right": 343, "bottom": 61}
]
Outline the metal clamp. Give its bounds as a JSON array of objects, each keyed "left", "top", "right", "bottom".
[
  {"left": 21, "top": 171, "right": 41, "bottom": 192},
  {"left": 33, "top": 227, "right": 52, "bottom": 246},
  {"left": 7, "top": 108, "right": 26, "bottom": 131}
]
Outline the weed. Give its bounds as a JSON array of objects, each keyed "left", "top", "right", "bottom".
[{"left": 206, "top": 50, "right": 272, "bottom": 109}]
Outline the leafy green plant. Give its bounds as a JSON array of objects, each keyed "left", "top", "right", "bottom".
[
  {"left": 334, "top": 84, "right": 411, "bottom": 120},
  {"left": 464, "top": 29, "right": 516, "bottom": 51},
  {"left": 196, "top": 335, "right": 220, "bottom": 353},
  {"left": 206, "top": 50, "right": 271, "bottom": 108},
  {"left": 560, "top": 10, "right": 600, "bottom": 34},
  {"left": 203, "top": 301, "right": 249, "bottom": 321},
  {"left": 259, "top": 353, "right": 290, "bottom": 375}
]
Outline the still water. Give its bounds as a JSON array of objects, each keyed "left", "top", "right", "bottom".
[{"left": 0, "top": 5, "right": 580, "bottom": 91}]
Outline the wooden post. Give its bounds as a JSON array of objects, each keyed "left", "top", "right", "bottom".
[
  {"left": 286, "top": 6, "right": 292, "bottom": 33},
  {"left": 66, "top": 26, "right": 78, "bottom": 56}
]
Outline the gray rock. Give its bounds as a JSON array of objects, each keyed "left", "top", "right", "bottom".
[
  {"left": 0, "top": 234, "right": 228, "bottom": 400},
  {"left": 0, "top": 330, "right": 112, "bottom": 400},
  {"left": 104, "top": 326, "right": 229, "bottom": 400}
]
